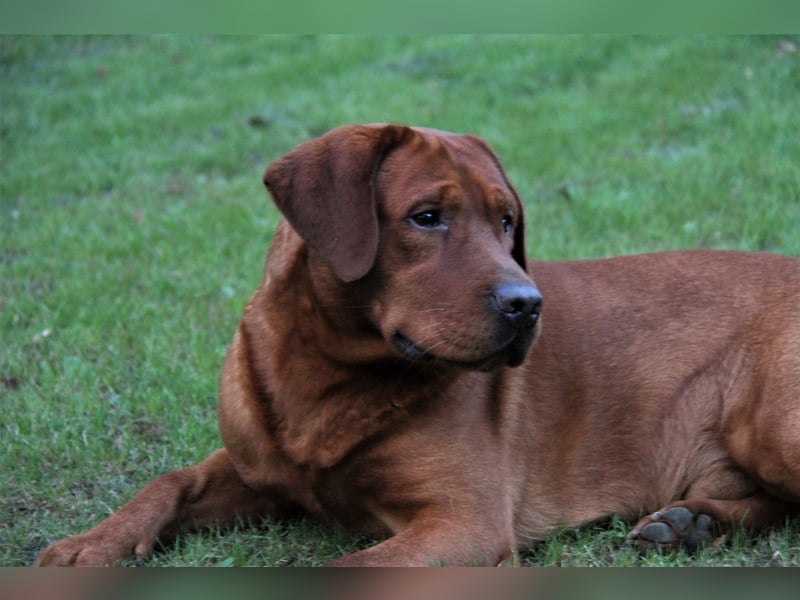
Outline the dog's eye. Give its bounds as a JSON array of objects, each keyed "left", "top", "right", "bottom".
[
  {"left": 410, "top": 210, "right": 443, "bottom": 229},
  {"left": 501, "top": 215, "right": 514, "bottom": 234}
]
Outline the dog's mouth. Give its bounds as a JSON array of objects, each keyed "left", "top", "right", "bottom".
[
  {"left": 391, "top": 329, "right": 535, "bottom": 371},
  {"left": 391, "top": 331, "right": 431, "bottom": 361}
]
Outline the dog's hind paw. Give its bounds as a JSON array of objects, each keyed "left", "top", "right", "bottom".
[{"left": 626, "top": 505, "right": 721, "bottom": 553}]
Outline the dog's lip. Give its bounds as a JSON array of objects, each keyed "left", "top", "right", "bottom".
[
  {"left": 391, "top": 330, "right": 524, "bottom": 370},
  {"left": 391, "top": 331, "right": 430, "bottom": 361}
]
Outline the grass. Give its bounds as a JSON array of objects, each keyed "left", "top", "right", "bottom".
[{"left": 2, "top": 35, "right": 799, "bottom": 567}]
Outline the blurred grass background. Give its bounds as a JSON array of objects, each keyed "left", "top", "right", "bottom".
[{"left": 1, "top": 35, "right": 798, "bottom": 566}]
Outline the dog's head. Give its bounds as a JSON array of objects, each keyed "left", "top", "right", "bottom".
[{"left": 264, "top": 124, "right": 541, "bottom": 370}]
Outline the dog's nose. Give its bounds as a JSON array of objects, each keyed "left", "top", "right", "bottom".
[{"left": 492, "top": 282, "right": 542, "bottom": 329}]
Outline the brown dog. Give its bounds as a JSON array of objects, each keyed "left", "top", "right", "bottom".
[{"left": 37, "top": 124, "right": 800, "bottom": 566}]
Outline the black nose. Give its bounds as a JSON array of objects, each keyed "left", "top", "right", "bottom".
[{"left": 492, "top": 281, "right": 542, "bottom": 329}]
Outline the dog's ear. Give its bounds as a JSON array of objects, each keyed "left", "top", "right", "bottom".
[
  {"left": 263, "top": 124, "right": 414, "bottom": 282},
  {"left": 511, "top": 203, "right": 528, "bottom": 271}
]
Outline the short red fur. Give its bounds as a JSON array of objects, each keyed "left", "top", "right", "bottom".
[{"left": 37, "top": 125, "right": 800, "bottom": 566}]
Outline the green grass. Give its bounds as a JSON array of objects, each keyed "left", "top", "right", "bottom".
[{"left": 2, "top": 35, "right": 799, "bottom": 567}]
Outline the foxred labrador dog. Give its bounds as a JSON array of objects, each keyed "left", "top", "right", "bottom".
[{"left": 38, "top": 124, "right": 799, "bottom": 566}]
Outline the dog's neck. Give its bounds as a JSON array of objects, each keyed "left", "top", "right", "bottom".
[{"left": 246, "top": 221, "right": 457, "bottom": 469}]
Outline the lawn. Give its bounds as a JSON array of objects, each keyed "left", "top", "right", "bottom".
[{"left": 1, "top": 35, "right": 798, "bottom": 567}]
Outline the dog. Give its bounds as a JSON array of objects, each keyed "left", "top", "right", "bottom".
[{"left": 37, "top": 124, "right": 799, "bottom": 566}]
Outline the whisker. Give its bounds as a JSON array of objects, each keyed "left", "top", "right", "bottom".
[
  {"left": 422, "top": 339, "right": 449, "bottom": 354},
  {"left": 412, "top": 321, "right": 447, "bottom": 336}
]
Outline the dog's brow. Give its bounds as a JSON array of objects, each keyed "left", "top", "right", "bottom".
[
  {"left": 405, "top": 181, "right": 462, "bottom": 207},
  {"left": 488, "top": 189, "right": 514, "bottom": 209}
]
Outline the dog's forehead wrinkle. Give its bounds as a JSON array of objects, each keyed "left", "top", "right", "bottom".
[
  {"left": 408, "top": 182, "right": 463, "bottom": 208},
  {"left": 390, "top": 128, "right": 505, "bottom": 186}
]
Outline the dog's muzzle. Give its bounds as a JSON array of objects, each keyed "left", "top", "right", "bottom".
[{"left": 391, "top": 281, "right": 541, "bottom": 370}]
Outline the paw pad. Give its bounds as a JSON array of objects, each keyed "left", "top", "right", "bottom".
[{"left": 627, "top": 506, "right": 715, "bottom": 552}]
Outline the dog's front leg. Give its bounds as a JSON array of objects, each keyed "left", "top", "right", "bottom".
[
  {"left": 326, "top": 516, "right": 515, "bottom": 567},
  {"left": 36, "top": 448, "right": 280, "bottom": 566}
]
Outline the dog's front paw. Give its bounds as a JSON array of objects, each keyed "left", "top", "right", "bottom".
[
  {"left": 626, "top": 505, "right": 722, "bottom": 553},
  {"left": 36, "top": 532, "right": 149, "bottom": 567}
]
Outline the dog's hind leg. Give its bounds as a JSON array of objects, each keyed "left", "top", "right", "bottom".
[
  {"left": 629, "top": 318, "right": 800, "bottom": 554},
  {"left": 35, "top": 448, "right": 284, "bottom": 566}
]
